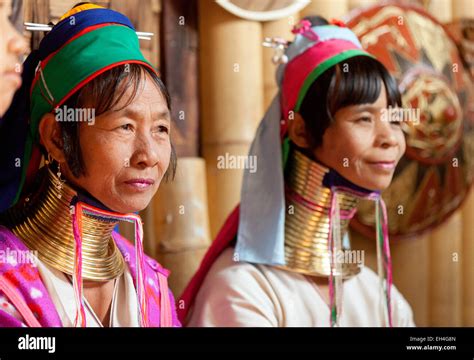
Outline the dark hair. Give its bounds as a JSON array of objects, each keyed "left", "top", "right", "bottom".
[
  {"left": 297, "top": 16, "right": 402, "bottom": 149},
  {"left": 57, "top": 63, "right": 177, "bottom": 182}
]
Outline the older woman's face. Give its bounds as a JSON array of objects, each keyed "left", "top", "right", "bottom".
[
  {"left": 66, "top": 74, "right": 171, "bottom": 213},
  {"left": 313, "top": 83, "right": 406, "bottom": 191},
  {"left": 0, "top": 0, "right": 27, "bottom": 117}
]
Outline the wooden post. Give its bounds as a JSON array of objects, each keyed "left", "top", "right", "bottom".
[
  {"left": 160, "top": 0, "right": 199, "bottom": 156},
  {"left": 199, "top": 0, "right": 264, "bottom": 237}
]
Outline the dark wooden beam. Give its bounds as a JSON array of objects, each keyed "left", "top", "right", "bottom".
[{"left": 160, "top": 0, "right": 199, "bottom": 157}]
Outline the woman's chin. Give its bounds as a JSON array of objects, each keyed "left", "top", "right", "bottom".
[
  {"left": 358, "top": 178, "right": 392, "bottom": 192},
  {"left": 344, "top": 173, "right": 393, "bottom": 192},
  {"left": 103, "top": 198, "right": 150, "bottom": 215}
]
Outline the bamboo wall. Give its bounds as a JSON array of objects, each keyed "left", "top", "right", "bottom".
[{"left": 20, "top": 0, "right": 473, "bottom": 326}]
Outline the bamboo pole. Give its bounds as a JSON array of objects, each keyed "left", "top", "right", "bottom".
[
  {"left": 199, "top": 0, "right": 264, "bottom": 237},
  {"left": 348, "top": 0, "right": 377, "bottom": 11},
  {"left": 202, "top": 143, "right": 253, "bottom": 238},
  {"left": 452, "top": 0, "right": 474, "bottom": 20},
  {"left": 420, "top": 0, "right": 461, "bottom": 328},
  {"left": 428, "top": 213, "right": 463, "bottom": 326},
  {"left": 152, "top": 158, "right": 211, "bottom": 296},
  {"left": 300, "top": 0, "right": 349, "bottom": 20},
  {"left": 462, "top": 188, "right": 474, "bottom": 325},
  {"left": 427, "top": 0, "right": 453, "bottom": 23},
  {"left": 390, "top": 234, "right": 430, "bottom": 326}
]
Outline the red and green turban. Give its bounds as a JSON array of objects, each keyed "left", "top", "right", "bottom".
[{"left": 0, "top": 3, "right": 157, "bottom": 212}]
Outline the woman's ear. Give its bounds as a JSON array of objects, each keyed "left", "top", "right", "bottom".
[
  {"left": 287, "top": 112, "right": 311, "bottom": 149},
  {"left": 38, "top": 113, "right": 66, "bottom": 162}
]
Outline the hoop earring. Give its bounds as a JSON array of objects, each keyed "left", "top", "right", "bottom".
[{"left": 45, "top": 153, "right": 54, "bottom": 166}]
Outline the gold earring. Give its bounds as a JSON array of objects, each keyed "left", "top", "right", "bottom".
[
  {"left": 46, "top": 153, "right": 65, "bottom": 199},
  {"left": 55, "top": 162, "right": 65, "bottom": 199}
]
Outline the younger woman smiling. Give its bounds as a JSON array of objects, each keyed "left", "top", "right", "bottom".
[{"left": 181, "top": 17, "right": 414, "bottom": 327}]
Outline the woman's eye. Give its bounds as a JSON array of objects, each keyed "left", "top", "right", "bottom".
[
  {"left": 154, "top": 125, "right": 169, "bottom": 134},
  {"left": 119, "top": 124, "right": 133, "bottom": 131},
  {"left": 356, "top": 116, "right": 372, "bottom": 123}
]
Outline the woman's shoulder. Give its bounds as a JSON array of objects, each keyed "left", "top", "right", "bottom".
[
  {"left": 188, "top": 247, "right": 283, "bottom": 326},
  {"left": 188, "top": 247, "right": 315, "bottom": 326},
  {"left": 203, "top": 246, "right": 316, "bottom": 294},
  {"left": 205, "top": 247, "right": 282, "bottom": 284},
  {"left": 210, "top": 247, "right": 259, "bottom": 272},
  {"left": 196, "top": 247, "right": 269, "bottom": 294}
]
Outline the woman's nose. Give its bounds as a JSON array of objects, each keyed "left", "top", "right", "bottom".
[
  {"left": 132, "top": 133, "right": 161, "bottom": 168},
  {"left": 375, "top": 118, "right": 399, "bottom": 148}
]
